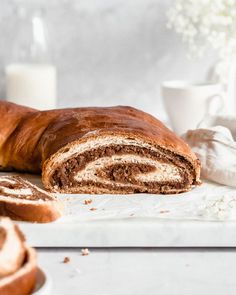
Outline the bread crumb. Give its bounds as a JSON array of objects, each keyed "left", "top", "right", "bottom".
[
  {"left": 81, "top": 248, "right": 90, "bottom": 256},
  {"left": 63, "top": 256, "right": 70, "bottom": 263},
  {"left": 90, "top": 207, "right": 97, "bottom": 211},
  {"left": 84, "top": 199, "right": 92, "bottom": 205},
  {"left": 159, "top": 210, "right": 170, "bottom": 214}
]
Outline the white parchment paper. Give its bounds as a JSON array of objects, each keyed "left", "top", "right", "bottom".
[{"left": 10, "top": 172, "right": 236, "bottom": 222}]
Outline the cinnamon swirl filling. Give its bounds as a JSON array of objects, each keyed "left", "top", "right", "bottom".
[{"left": 47, "top": 136, "right": 197, "bottom": 194}]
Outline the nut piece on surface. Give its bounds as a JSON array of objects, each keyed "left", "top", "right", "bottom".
[
  {"left": 63, "top": 257, "right": 70, "bottom": 263},
  {"left": 84, "top": 199, "right": 92, "bottom": 205}
]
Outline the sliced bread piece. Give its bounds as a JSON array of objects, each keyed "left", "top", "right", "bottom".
[
  {"left": 0, "top": 176, "right": 63, "bottom": 223},
  {"left": 0, "top": 246, "right": 37, "bottom": 295},
  {"left": 0, "top": 218, "right": 25, "bottom": 278},
  {"left": 0, "top": 218, "right": 37, "bottom": 295}
]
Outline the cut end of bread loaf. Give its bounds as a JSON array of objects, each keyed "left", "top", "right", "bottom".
[
  {"left": 42, "top": 133, "right": 201, "bottom": 194},
  {"left": 0, "top": 176, "right": 63, "bottom": 223}
]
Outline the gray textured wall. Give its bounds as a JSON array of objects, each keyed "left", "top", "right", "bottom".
[{"left": 0, "top": 0, "right": 215, "bottom": 121}]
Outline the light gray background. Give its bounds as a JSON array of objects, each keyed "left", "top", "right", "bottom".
[{"left": 0, "top": 0, "right": 216, "bottom": 121}]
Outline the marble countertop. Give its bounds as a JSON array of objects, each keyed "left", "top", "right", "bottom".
[
  {"left": 16, "top": 173, "right": 236, "bottom": 248},
  {"left": 38, "top": 247, "right": 236, "bottom": 295}
]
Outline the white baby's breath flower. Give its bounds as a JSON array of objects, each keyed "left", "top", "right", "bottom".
[
  {"left": 167, "top": 0, "right": 236, "bottom": 80},
  {"left": 198, "top": 197, "right": 236, "bottom": 220}
]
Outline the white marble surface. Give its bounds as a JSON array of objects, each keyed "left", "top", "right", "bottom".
[
  {"left": 37, "top": 247, "right": 236, "bottom": 295},
  {"left": 22, "top": 219, "right": 236, "bottom": 247},
  {"left": 13, "top": 172, "right": 236, "bottom": 247}
]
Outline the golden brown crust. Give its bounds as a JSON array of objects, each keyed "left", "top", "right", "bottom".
[
  {"left": 0, "top": 101, "right": 201, "bottom": 193},
  {"left": 0, "top": 200, "right": 63, "bottom": 223},
  {"left": 0, "top": 246, "right": 37, "bottom": 295}
]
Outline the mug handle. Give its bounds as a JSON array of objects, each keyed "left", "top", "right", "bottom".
[{"left": 197, "top": 92, "right": 225, "bottom": 129}]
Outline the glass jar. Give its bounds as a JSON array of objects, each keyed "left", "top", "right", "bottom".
[{"left": 5, "top": 1, "right": 57, "bottom": 110}]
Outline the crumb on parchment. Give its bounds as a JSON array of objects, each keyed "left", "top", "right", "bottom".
[
  {"left": 159, "top": 210, "right": 170, "bottom": 214},
  {"left": 89, "top": 207, "right": 97, "bottom": 211},
  {"left": 81, "top": 248, "right": 90, "bottom": 256},
  {"left": 84, "top": 199, "right": 92, "bottom": 205},
  {"left": 63, "top": 256, "right": 70, "bottom": 263}
]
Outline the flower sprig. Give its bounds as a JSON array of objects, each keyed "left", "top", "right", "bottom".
[{"left": 167, "top": 0, "right": 236, "bottom": 61}]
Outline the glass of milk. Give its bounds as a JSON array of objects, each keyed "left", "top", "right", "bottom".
[{"left": 5, "top": 4, "right": 57, "bottom": 110}]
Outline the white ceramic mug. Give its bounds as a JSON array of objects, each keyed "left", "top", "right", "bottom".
[{"left": 161, "top": 80, "right": 225, "bottom": 135}]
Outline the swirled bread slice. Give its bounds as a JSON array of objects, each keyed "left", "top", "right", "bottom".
[
  {"left": 0, "top": 218, "right": 25, "bottom": 278},
  {"left": 0, "top": 218, "right": 37, "bottom": 295},
  {"left": 0, "top": 246, "right": 37, "bottom": 295},
  {"left": 0, "top": 176, "right": 63, "bottom": 223}
]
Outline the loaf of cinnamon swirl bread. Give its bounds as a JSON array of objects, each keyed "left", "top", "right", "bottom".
[
  {"left": 0, "top": 176, "right": 63, "bottom": 222},
  {"left": 0, "top": 101, "right": 201, "bottom": 194}
]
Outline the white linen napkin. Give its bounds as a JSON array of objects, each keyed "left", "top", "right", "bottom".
[{"left": 182, "top": 115, "right": 236, "bottom": 187}]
